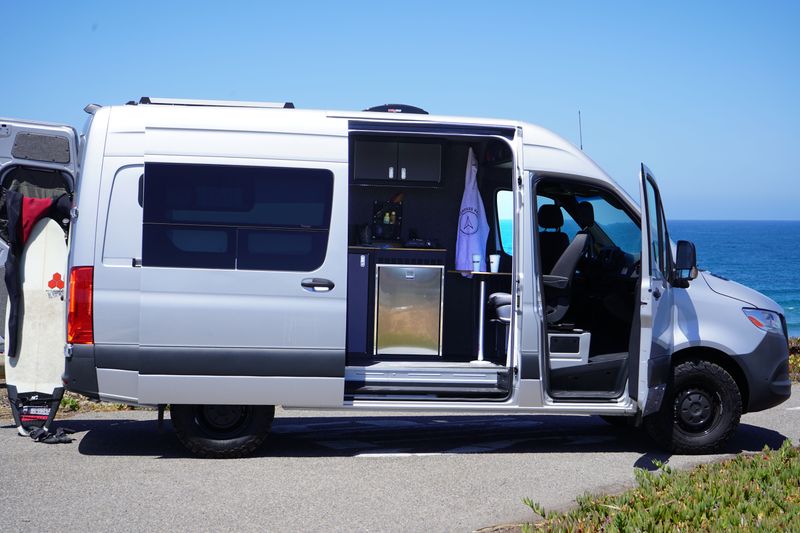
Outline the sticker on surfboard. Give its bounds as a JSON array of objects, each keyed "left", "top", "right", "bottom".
[{"left": 46, "top": 272, "right": 65, "bottom": 299}]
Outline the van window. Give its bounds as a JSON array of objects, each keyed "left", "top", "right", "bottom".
[
  {"left": 644, "top": 179, "right": 664, "bottom": 274},
  {"left": 537, "top": 197, "right": 579, "bottom": 239},
  {"left": 580, "top": 195, "right": 641, "bottom": 257},
  {"left": 496, "top": 190, "right": 513, "bottom": 254},
  {"left": 142, "top": 163, "right": 333, "bottom": 271}
]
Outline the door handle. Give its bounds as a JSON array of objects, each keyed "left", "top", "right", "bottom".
[{"left": 301, "top": 278, "right": 335, "bottom": 292}]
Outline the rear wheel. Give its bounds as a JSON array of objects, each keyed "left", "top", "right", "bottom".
[
  {"left": 170, "top": 404, "right": 275, "bottom": 458},
  {"left": 644, "top": 360, "right": 741, "bottom": 454}
]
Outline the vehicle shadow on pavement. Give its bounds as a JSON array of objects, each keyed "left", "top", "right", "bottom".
[
  {"left": 632, "top": 421, "right": 789, "bottom": 470},
  {"left": 61, "top": 413, "right": 790, "bottom": 465}
]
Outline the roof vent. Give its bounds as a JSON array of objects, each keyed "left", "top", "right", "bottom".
[
  {"left": 83, "top": 103, "right": 102, "bottom": 115},
  {"left": 364, "top": 104, "right": 428, "bottom": 115},
  {"left": 136, "top": 97, "right": 295, "bottom": 109}
]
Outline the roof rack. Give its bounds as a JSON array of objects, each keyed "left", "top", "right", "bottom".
[{"left": 131, "top": 97, "right": 295, "bottom": 109}]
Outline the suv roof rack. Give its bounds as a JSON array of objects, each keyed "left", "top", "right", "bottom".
[{"left": 131, "top": 97, "right": 295, "bottom": 109}]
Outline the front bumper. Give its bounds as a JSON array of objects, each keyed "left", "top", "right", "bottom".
[{"left": 731, "top": 331, "right": 792, "bottom": 413}]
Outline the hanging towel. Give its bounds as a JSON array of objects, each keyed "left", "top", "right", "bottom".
[{"left": 455, "top": 148, "right": 489, "bottom": 276}]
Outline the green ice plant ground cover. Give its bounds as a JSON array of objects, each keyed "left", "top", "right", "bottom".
[
  {"left": 518, "top": 338, "right": 800, "bottom": 531},
  {"left": 522, "top": 439, "right": 800, "bottom": 531}
]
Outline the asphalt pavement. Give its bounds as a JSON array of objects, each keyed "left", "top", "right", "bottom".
[{"left": 1, "top": 386, "right": 798, "bottom": 532}]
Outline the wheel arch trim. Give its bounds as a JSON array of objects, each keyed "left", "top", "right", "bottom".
[{"left": 670, "top": 346, "right": 750, "bottom": 413}]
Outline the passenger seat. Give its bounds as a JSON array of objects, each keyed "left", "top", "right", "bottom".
[{"left": 538, "top": 204, "right": 569, "bottom": 274}]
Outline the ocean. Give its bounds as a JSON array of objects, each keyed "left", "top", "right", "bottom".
[{"left": 499, "top": 220, "right": 800, "bottom": 337}]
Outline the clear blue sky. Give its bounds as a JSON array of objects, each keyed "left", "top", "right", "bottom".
[{"left": 2, "top": 1, "right": 798, "bottom": 219}]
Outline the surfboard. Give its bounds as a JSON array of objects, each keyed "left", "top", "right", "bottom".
[{"left": 4, "top": 218, "right": 68, "bottom": 435}]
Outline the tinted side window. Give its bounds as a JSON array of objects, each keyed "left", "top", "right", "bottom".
[{"left": 142, "top": 163, "right": 333, "bottom": 271}]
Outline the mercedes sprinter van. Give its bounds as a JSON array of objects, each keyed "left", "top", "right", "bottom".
[{"left": 0, "top": 98, "right": 790, "bottom": 457}]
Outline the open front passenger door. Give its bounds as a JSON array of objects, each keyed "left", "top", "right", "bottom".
[{"left": 636, "top": 164, "right": 675, "bottom": 416}]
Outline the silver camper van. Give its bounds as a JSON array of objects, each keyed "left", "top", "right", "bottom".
[{"left": 0, "top": 99, "right": 791, "bottom": 457}]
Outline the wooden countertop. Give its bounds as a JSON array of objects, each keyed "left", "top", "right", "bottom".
[
  {"left": 447, "top": 270, "right": 512, "bottom": 276},
  {"left": 349, "top": 246, "right": 448, "bottom": 252}
]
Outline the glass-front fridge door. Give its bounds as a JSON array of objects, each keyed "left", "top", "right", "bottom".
[{"left": 375, "top": 265, "right": 443, "bottom": 356}]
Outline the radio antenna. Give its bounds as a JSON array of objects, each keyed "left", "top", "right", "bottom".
[{"left": 578, "top": 110, "right": 584, "bottom": 150}]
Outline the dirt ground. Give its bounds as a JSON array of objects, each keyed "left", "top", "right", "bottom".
[{"left": 0, "top": 381, "right": 10, "bottom": 421}]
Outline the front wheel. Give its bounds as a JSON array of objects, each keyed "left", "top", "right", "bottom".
[
  {"left": 644, "top": 360, "right": 742, "bottom": 454},
  {"left": 170, "top": 404, "right": 275, "bottom": 458}
]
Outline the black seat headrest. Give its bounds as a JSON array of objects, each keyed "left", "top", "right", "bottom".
[
  {"left": 576, "top": 201, "right": 595, "bottom": 229},
  {"left": 538, "top": 204, "right": 564, "bottom": 229}
]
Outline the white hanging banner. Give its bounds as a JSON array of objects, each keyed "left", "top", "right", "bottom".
[{"left": 455, "top": 147, "right": 489, "bottom": 276}]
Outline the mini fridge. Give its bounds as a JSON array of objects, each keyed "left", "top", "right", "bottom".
[{"left": 374, "top": 264, "right": 444, "bottom": 356}]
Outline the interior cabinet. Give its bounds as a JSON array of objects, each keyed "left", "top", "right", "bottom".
[{"left": 353, "top": 138, "right": 441, "bottom": 185}]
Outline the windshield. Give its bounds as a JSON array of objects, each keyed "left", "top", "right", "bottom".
[{"left": 579, "top": 195, "right": 641, "bottom": 257}]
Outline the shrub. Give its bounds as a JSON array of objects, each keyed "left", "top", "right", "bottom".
[
  {"left": 60, "top": 396, "right": 81, "bottom": 412},
  {"left": 523, "top": 439, "right": 800, "bottom": 531}
]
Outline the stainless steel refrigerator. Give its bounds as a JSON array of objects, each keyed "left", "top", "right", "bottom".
[{"left": 374, "top": 264, "right": 444, "bottom": 356}]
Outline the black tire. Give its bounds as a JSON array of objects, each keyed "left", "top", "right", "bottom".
[
  {"left": 170, "top": 404, "right": 275, "bottom": 458},
  {"left": 644, "top": 360, "right": 742, "bottom": 454},
  {"left": 599, "top": 415, "right": 636, "bottom": 428}
]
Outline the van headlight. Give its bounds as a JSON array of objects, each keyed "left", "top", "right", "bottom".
[{"left": 743, "top": 308, "right": 783, "bottom": 335}]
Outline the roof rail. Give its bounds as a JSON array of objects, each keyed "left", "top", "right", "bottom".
[{"left": 134, "top": 97, "right": 295, "bottom": 109}]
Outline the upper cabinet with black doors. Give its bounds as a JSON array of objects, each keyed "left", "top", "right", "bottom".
[{"left": 352, "top": 137, "right": 442, "bottom": 186}]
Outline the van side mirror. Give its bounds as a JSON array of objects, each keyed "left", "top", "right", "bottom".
[{"left": 674, "top": 240, "right": 698, "bottom": 288}]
